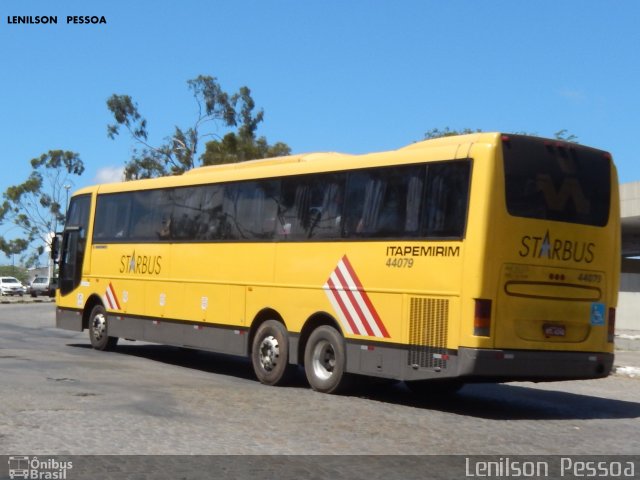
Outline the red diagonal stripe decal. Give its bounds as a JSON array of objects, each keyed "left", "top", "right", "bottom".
[
  {"left": 323, "top": 255, "right": 389, "bottom": 338},
  {"left": 340, "top": 256, "right": 390, "bottom": 338}
]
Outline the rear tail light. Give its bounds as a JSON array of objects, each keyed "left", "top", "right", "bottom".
[
  {"left": 607, "top": 307, "right": 616, "bottom": 343},
  {"left": 474, "top": 299, "right": 492, "bottom": 336}
]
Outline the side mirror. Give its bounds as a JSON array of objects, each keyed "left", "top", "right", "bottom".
[{"left": 51, "top": 232, "right": 63, "bottom": 264}]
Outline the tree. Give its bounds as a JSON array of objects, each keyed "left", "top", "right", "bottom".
[
  {"left": 107, "top": 76, "right": 290, "bottom": 179},
  {"left": 0, "top": 264, "right": 28, "bottom": 283},
  {"left": 552, "top": 129, "right": 579, "bottom": 143},
  {"left": 424, "top": 127, "right": 578, "bottom": 142},
  {"left": 201, "top": 86, "right": 291, "bottom": 165},
  {"left": 424, "top": 127, "right": 482, "bottom": 139},
  {"left": 0, "top": 150, "right": 84, "bottom": 267}
]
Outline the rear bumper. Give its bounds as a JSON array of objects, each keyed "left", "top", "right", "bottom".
[
  {"left": 456, "top": 347, "right": 614, "bottom": 381},
  {"left": 343, "top": 342, "right": 614, "bottom": 382}
]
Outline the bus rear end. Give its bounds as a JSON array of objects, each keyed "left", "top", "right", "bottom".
[{"left": 459, "top": 134, "right": 619, "bottom": 381}]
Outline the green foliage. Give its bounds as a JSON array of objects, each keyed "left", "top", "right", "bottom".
[
  {"left": 424, "top": 127, "right": 482, "bottom": 139},
  {"left": 201, "top": 132, "right": 291, "bottom": 166},
  {"left": 107, "top": 75, "right": 290, "bottom": 179},
  {"left": 0, "top": 150, "right": 83, "bottom": 267},
  {"left": 553, "top": 129, "right": 579, "bottom": 143},
  {"left": 0, "top": 265, "right": 29, "bottom": 283},
  {"left": 424, "top": 127, "right": 578, "bottom": 143}
]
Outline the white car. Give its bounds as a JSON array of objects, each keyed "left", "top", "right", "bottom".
[{"left": 0, "top": 276, "right": 26, "bottom": 296}]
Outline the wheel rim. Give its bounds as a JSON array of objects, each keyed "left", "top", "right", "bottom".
[
  {"left": 92, "top": 313, "right": 107, "bottom": 342},
  {"left": 311, "top": 339, "right": 335, "bottom": 381},
  {"left": 258, "top": 335, "right": 280, "bottom": 372}
]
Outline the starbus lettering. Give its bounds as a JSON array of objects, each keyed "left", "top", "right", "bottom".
[
  {"left": 386, "top": 245, "right": 460, "bottom": 257},
  {"left": 519, "top": 230, "right": 595, "bottom": 264},
  {"left": 119, "top": 251, "right": 162, "bottom": 275}
]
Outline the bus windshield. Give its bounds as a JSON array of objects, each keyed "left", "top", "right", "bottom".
[{"left": 503, "top": 135, "right": 611, "bottom": 227}]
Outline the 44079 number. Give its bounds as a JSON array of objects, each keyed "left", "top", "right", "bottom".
[{"left": 385, "top": 258, "right": 414, "bottom": 268}]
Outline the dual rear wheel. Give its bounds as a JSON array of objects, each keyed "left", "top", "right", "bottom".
[{"left": 251, "top": 322, "right": 350, "bottom": 394}]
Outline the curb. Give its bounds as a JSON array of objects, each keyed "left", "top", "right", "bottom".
[
  {"left": 0, "top": 297, "right": 55, "bottom": 305},
  {"left": 614, "top": 366, "right": 640, "bottom": 378},
  {"left": 615, "top": 334, "right": 640, "bottom": 352}
]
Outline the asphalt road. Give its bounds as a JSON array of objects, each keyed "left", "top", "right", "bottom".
[{"left": 1, "top": 303, "right": 639, "bottom": 459}]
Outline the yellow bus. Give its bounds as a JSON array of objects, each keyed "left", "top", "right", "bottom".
[{"left": 54, "top": 133, "right": 620, "bottom": 394}]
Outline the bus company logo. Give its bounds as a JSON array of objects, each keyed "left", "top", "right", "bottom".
[
  {"left": 8, "top": 456, "right": 73, "bottom": 479},
  {"left": 119, "top": 250, "right": 162, "bottom": 275},
  {"left": 519, "top": 230, "right": 595, "bottom": 264},
  {"left": 323, "top": 255, "right": 390, "bottom": 338}
]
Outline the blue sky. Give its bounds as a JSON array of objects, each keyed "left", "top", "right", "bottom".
[{"left": 1, "top": 0, "right": 639, "bottom": 261}]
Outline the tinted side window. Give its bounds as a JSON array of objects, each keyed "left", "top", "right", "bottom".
[
  {"left": 423, "top": 161, "right": 470, "bottom": 238},
  {"left": 342, "top": 165, "right": 425, "bottom": 238},
  {"left": 94, "top": 190, "right": 173, "bottom": 241},
  {"left": 279, "top": 173, "right": 345, "bottom": 240},
  {"left": 94, "top": 193, "right": 131, "bottom": 241},
  {"left": 223, "top": 180, "right": 280, "bottom": 240},
  {"left": 91, "top": 160, "right": 471, "bottom": 243},
  {"left": 129, "top": 190, "right": 173, "bottom": 241},
  {"left": 168, "top": 185, "right": 225, "bottom": 241}
]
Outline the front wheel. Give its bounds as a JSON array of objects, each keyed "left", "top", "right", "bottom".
[
  {"left": 88, "top": 304, "right": 118, "bottom": 351},
  {"left": 304, "top": 325, "right": 351, "bottom": 394},
  {"left": 251, "top": 320, "right": 293, "bottom": 386}
]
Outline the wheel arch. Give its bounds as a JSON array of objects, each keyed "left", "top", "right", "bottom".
[
  {"left": 82, "top": 294, "right": 105, "bottom": 330},
  {"left": 248, "top": 307, "right": 285, "bottom": 355},
  {"left": 297, "top": 311, "right": 343, "bottom": 367}
]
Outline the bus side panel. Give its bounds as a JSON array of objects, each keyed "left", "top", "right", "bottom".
[{"left": 172, "top": 243, "right": 273, "bottom": 327}]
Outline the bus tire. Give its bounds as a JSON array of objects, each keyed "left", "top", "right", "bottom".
[
  {"left": 88, "top": 304, "right": 118, "bottom": 351},
  {"left": 304, "top": 325, "right": 351, "bottom": 394},
  {"left": 251, "top": 320, "right": 292, "bottom": 386}
]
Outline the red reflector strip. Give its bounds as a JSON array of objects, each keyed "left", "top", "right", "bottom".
[
  {"left": 104, "top": 282, "right": 121, "bottom": 311},
  {"left": 433, "top": 353, "right": 449, "bottom": 361}
]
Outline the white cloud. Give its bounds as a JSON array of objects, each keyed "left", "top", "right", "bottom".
[
  {"left": 558, "top": 88, "right": 586, "bottom": 104},
  {"left": 94, "top": 166, "right": 125, "bottom": 184}
]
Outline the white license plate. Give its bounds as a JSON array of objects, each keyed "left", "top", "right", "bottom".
[{"left": 544, "top": 324, "right": 566, "bottom": 337}]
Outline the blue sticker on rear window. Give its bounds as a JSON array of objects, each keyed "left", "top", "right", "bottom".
[{"left": 590, "top": 303, "right": 605, "bottom": 326}]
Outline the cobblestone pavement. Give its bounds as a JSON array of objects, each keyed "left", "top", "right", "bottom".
[{"left": 1, "top": 304, "right": 639, "bottom": 462}]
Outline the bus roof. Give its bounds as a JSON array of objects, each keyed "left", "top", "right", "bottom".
[
  {"left": 183, "top": 151, "right": 350, "bottom": 175},
  {"left": 77, "top": 132, "right": 503, "bottom": 196}
]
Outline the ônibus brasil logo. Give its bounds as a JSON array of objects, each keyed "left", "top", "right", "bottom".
[{"left": 8, "top": 456, "right": 73, "bottom": 479}]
